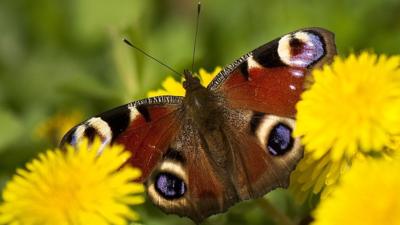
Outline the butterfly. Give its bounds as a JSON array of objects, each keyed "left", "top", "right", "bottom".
[{"left": 61, "top": 28, "right": 336, "bottom": 223}]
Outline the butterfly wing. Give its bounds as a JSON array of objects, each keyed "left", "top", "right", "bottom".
[
  {"left": 219, "top": 108, "right": 302, "bottom": 198},
  {"left": 145, "top": 118, "right": 232, "bottom": 222},
  {"left": 208, "top": 27, "right": 336, "bottom": 117},
  {"left": 61, "top": 96, "right": 183, "bottom": 181},
  {"left": 207, "top": 27, "right": 336, "bottom": 207}
]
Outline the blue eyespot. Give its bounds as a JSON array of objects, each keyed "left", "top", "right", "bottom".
[
  {"left": 267, "top": 123, "right": 294, "bottom": 156},
  {"left": 155, "top": 172, "right": 186, "bottom": 199}
]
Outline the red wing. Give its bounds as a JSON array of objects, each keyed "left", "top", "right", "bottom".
[
  {"left": 225, "top": 113, "right": 303, "bottom": 199},
  {"left": 144, "top": 119, "right": 233, "bottom": 223},
  {"left": 60, "top": 96, "right": 183, "bottom": 181},
  {"left": 208, "top": 28, "right": 336, "bottom": 117}
]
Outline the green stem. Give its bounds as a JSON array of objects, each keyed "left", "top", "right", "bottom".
[{"left": 256, "top": 198, "right": 296, "bottom": 225}]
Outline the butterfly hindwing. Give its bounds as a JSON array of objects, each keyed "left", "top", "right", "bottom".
[
  {"left": 221, "top": 108, "right": 303, "bottom": 197},
  {"left": 146, "top": 118, "right": 231, "bottom": 222}
]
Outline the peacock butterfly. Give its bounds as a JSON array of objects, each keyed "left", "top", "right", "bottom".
[{"left": 61, "top": 28, "right": 336, "bottom": 222}]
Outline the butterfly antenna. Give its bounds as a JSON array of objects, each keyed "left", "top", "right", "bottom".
[
  {"left": 123, "top": 38, "right": 183, "bottom": 77},
  {"left": 191, "top": 1, "right": 201, "bottom": 73}
]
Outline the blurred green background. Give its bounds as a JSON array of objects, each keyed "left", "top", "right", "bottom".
[{"left": 0, "top": 0, "right": 399, "bottom": 224}]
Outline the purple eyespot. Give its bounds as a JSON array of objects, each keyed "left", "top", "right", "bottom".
[
  {"left": 155, "top": 172, "right": 186, "bottom": 199},
  {"left": 291, "top": 33, "right": 324, "bottom": 67},
  {"left": 267, "top": 123, "right": 294, "bottom": 156},
  {"left": 278, "top": 32, "right": 325, "bottom": 68}
]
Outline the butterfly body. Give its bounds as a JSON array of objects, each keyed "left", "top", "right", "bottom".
[
  {"left": 61, "top": 28, "right": 336, "bottom": 222},
  {"left": 182, "top": 70, "right": 223, "bottom": 131}
]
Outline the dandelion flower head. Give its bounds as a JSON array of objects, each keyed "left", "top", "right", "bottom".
[
  {"left": 290, "top": 52, "right": 400, "bottom": 201},
  {"left": 0, "top": 138, "right": 145, "bottom": 225}
]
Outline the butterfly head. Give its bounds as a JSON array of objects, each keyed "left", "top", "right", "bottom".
[{"left": 183, "top": 69, "right": 203, "bottom": 92}]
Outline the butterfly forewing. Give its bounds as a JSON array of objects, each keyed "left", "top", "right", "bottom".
[
  {"left": 209, "top": 28, "right": 336, "bottom": 117},
  {"left": 61, "top": 96, "right": 184, "bottom": 180}
]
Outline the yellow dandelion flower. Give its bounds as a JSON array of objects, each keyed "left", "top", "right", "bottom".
[
  {"left": 198, "top": 67, "right": 221, "bottom": 87},
  {"left": 147, "top": 76, "right": 186, "bottom": 97},
  {"left": 312, "top": 158, "right": 400, "bottom": 225},
  {"left": 0, "top": 138, "right": 145, "bottom": 225},
  {"left": 290, "top": 52, "right": 400, "bottom": 202},
  {"left": 147, "top": 67, "right": 221, "bottom": 97},
  {"left": 36, "top": 111, "right": 83, "bottom": 143}
]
